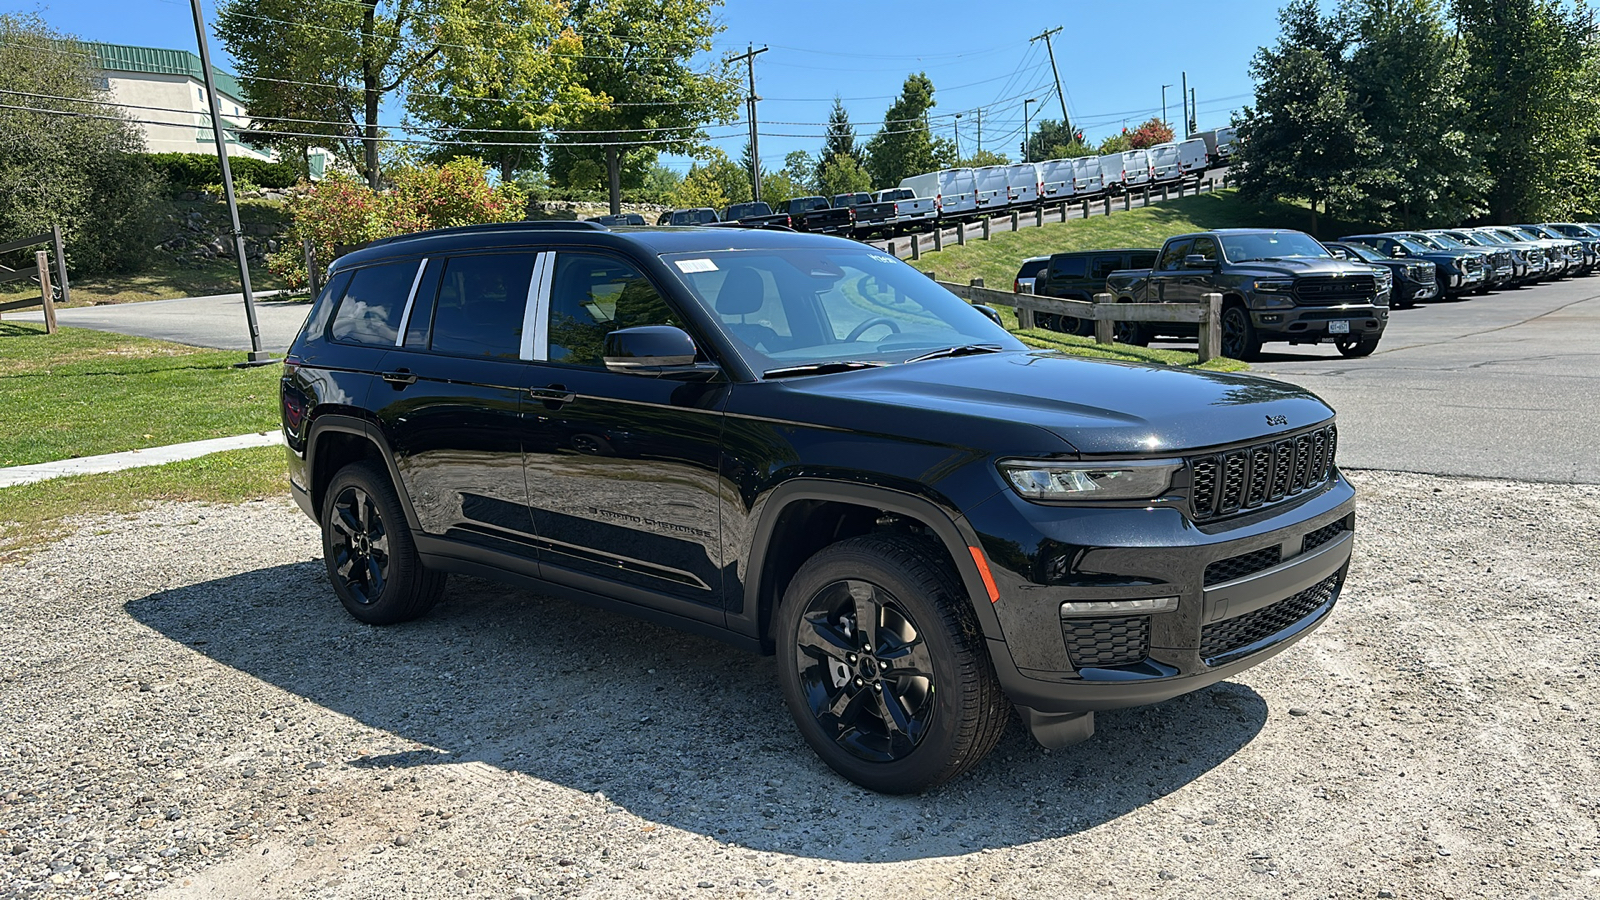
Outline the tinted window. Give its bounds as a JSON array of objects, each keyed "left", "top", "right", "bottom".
[
  {"left": 1158, "top": 240, "right": 1193, "bottom": 271},
  {"left": 429, "top": 253, "right": 536, "bottom": 359},
  {"left": 1017, "top": 259, "right": 1049, "bottom": 280},
  {"left": 1130, "top": 251, "right": 1158, "bottom": 268},
  {"left": 1050, "top": 256, "right": 1087, "bottom": 279},
  {"left": 1090, "top": 256, "right": 1123, "bottom": 279},
  {"left": 329, "top": 262, "right": 417, "bottom": 346},
  {"left": 548, "top": 254, "right": 679, "bottom": 367},
  {"left": 1191, "top": 237, "right": 1219, "bottom": 262}
]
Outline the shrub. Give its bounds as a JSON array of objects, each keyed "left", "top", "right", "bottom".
[
  {"left": 269, "top": 157, "right": 526, "bottom": 289},
  {"left": 144, "top": 152, "right": 298, "bottom": 192}
]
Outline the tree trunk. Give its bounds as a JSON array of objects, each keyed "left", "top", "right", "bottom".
[
  {"left": 1309, "top": 197, "right": 1319, "bottom": 238},
  {"left": 362, "top": 1, "right": 381, "bottom": 189},
  {"left": 606, "top": 146, "right": 621, "bottom": 215}
]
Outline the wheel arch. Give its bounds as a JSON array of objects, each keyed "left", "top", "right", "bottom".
[
  {"left": 304, "top": 413, "right": 422, "bottom": 532},
  {"left": 738, "top": 479, "right": 1006, "bottom": 653}
]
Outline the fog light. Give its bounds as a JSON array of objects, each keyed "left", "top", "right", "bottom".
[
  {"left": 1060, "top": 597, "right": 1179, "bottom": 617},
  {"left": 1261, "top": 314, "right": 1283, "bottom": 323}
]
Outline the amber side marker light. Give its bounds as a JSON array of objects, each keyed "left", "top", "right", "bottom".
[{"left": 968, "top": 547, "right": 1001, "bottom": 603}]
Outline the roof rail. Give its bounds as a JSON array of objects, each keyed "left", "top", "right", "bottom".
[{"left": 367, "top": 219, "right": 609, "bottom": 247}]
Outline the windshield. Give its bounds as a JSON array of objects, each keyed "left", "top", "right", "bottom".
[
  {"left": 1341, "top": 243, "right": 1387, "bottom": 262},
  {"left": 1474, "top": 230, "right": 1510, "bottom": 244},
  {"left": 1219, "top": 231, "right": 1333, "bottom": 262},
  {"left": 1508, "top": 228, "right": 1543, "bottom": 242},
  {"left": 1404, "top": 233, "right": 1444, "bottom": 250},
  {"left": 1427, "top": 233, "right": 1469, "bottom": 249},
  {"left": 664, "top": 247, "right": 1025, "bottom": 374}
]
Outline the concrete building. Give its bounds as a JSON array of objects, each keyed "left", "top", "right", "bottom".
[{"left": 83, "top": 41, "right": 274, "bottom": 162}]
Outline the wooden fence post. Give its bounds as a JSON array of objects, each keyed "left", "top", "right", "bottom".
[
  {"left": 50, "top": 223, "right": 70, "bottom": 307},
  {"left": 887, "top": 240, "right": 897, "bottom": 256},
  {"left": 35, "top": 250, "right": 58, "bottom": 334},
  {"left": 1080, "top": 199, "right": 1089, "bottom": 220},
  {"left": 1199, "top": 293, "right": 1223, "bottom": 363},
  {"left": 1141, "top": 187, "right": 1150, "bottom": 207},
  {"left": 956, "top": 223, "right": 966, "bottom": 246},
  {"left": 933, "top": 227, "right": 943, "bottom": 252},
  {"left": 1010, "top": 210, "right": 1020, "bottom": 231},
  {"left": 981, "top": 218, "right": 991, "bottom": 240},
  {"left": 910, "top": 234, "right": 921, "bottom": 260},
  {"left": 1161, "top": 185, "right": 1169, "bottom": 202},
  {"left": 1060, "top": 203, "right": 1069, "bottom": 223},
  {"left": 1093, "top": 292, "right": 1114, "bottom": 345},
  {"left": 1123, "top": 192, "right": 1132, "bottom": 211},
  {"left": 1034, "top": 206, "right": 1044, "bottom": 227},
  {"left": 1178, "top": 182, "right": 1186, "bottom": 198},
  {"left": 1102, "top": 196, "right": 1112, "bottom": 216}
]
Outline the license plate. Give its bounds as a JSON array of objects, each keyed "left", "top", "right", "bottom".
[{"left": 1328, "top": 320, "right": 1351, "bottom": 334}]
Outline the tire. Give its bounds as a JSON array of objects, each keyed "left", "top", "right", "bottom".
[
  {"left": 320, "top": 460, "right": 445, "bottom": 625},
  {"left": 774, "top": 534, "right": 1009, "bottom": 794},
  {"left": 1220, "top": 304, "right": 1262, "bottom": 360},
  {"left": 1112, "top": 318, "right": 1149, "bottom": 346},
  {"left": 1335, "top": 334, "right": 1381, "bottom": 358}
]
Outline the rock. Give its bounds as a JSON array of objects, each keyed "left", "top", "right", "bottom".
[
  {"left": 393, "top": 835, "right": 411, "bottom": 847},
  {"left": 1201, "top": 817, "right": 1218, "bottom": 825},
  {"left": 1289, "top": 707, "right": 1309, "bottom": 716},
  {"left": 1378, "top": 891, "right": 1395, "bottom": 899}
]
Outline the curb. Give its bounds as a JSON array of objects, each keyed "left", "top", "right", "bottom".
[{"left": 0, "top": 432, "right": 284, "bottom": 488}]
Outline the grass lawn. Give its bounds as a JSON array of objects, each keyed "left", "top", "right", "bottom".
[
  {"left": 0, "top": 198, "right": 290, "bottom": 307},
  {"left": 914, "top": 189, "right": 1341, "bottom": 290},
  {"left": 0, "top": 322, "right": 281, "bottom": 467},
  {"left": 0, "top": 445, "right": 287, "bottom": 563}
]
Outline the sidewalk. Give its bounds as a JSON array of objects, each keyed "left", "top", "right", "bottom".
[{"left": 0, "top": 432, "right": 284, "bottom": 488}]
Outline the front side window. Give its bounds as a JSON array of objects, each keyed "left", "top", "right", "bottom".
[
  {"left": 1158, "top": 240, "right": 1194, "bottom": 271},
  {"left": 1191, "top": 237, "right": 1219, "bottom": 262},
  {"left": 547, "top": 254, "right": 679, "bottom": 367},
  {"left": 329, "top": 261, "right": 418, "bottom": 346},
  {"left": 429, "top": 253, "right": 536, "bottom": 359}
]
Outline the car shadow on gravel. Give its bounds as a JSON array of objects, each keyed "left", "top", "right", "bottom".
[{"left": 127, "top": 563, "right": 1268, "bottom": 863}]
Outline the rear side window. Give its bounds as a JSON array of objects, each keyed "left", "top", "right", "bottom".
[
  {"left": 1090, "top": 256, "right": 1122, "bottom": 279},
  {"left": 329, "top": 262, "right": 418, "bottom": 346},
  {"left": 1130, "top": 251, "right": 1158, "bottom": 268},
  {"left": 429, "top": 253, "right": 536, "bottom": 359},
  {"left": 1017, "top": 259, "right": 1048, "bottom": 280},
  {"left": 1050, "top": 256, "right": 1087, "bottom": 279}
]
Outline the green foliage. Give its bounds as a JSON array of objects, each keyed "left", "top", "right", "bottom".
[
  {"left": 1097, "top": 131, "right": 1133, "bottom": 154},
  {"left": 636, "top": 163, "right": 684, "bottom": 204},
  {"left": 1127, "top": 117, "right": 1175, "bottom": 149},
  {"left": 820, "top": 96, "right": 857, "bottom": 171},
  {"left": 759, "top": 170, "right": 803, "bottom": 207},
  {"left": 1025, "top": 119, "right": 1089, "bottom": 162},
  {"left": 963, "top": 149, "right": 1011, "bottom": 168},
  {"left": 671, "top": 149, "right": 747, "bottom": 209},
  {"left": 864, "top": 73, "right": 943, "bottom": 190},
  {"left": 817, "top": 154, "right": 872, "bottom": 197},
  {"left": 270, "top": 157, "right": 526, "bottom": 288},
  {"left": 779, "top": 150, "right": 817, "bottom": 195},
  {"left": 0, "top": 14, "right": 163, "bottom": 277},
  {"left": 143, "top": 153, "right": 298, "bottom": 192}
]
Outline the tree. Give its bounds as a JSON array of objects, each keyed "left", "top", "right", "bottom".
[
  {"left": 1455, "top": 0, "right": 1600, "bottom": 221},
  {"left": 962, "top": 149, "right": 1010, "bottom": 168},
  {"left": 864, "top": 73, "right": 942, "bottom": 190},
  {"left": 0, "top": 15, "right": 162, "bottom": 276},
  {"left": 779, "top": 150, "right": 817, "bottom": 195},
  {"left": 1097, "top": 130, "right": 1133, "bottom": 154},
  {"left": 672, "top": 148, "right": 747, "bottom": 209},
  {"left": 1234, "top": 0, "right": 1376, "bottom": 235},
  {"left": 404, "top": 0, "right": 593, "bottom": 182},
  {"left": 1128, "top": 117, "right": 1175, "bottom": 149},
  {"left": 817, "top": 153, "right": 871, "bottom": 197},
  {"left": 819, "top": 95, "right": 857, "bottom": 174},
  {"left": 1025, "top": 119, "right": 1089, "bottom": 161},
  {"left": 759, "top": 170, "right": 802, "bottom": 206},
  {"left": 636, "top": 162, "right": 683, "bottom": 203},
  {"left": 545, "top": 0, "right": 742, "bottom": 214},
  {"left": 1341, "top": 0, "right": 1486, "bottom": 227}
]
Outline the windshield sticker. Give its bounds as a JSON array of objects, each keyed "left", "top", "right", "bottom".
[
  {"left": 674, "top": 258, "right": 718, "bottom": 273},
  {"left": 867, "top": 254, "right": 897, "bottom": 265}
]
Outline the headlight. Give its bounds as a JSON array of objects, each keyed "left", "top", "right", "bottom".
[
  {"left": 1254, "top": 278, "right": 1294, "bottom": 292},
  {"left": 998, "top": 459, "right": 1183, "bottom": 502},
  {"left": 1374, "top": 270, "right": 1393, "bottom": 289}
]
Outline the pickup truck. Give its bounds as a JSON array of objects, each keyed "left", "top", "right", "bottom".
[
  {"left": 779, "top": 196, "right": 854, "bottom": 235},
  {"left": 833, "top": 192, "right": 897, "bottom": 236},
  {"left": 1103, "top": 228, "right": 1390, "bottom": 360},
  {"left": 872, "top": 188, "right": 937, "bottom": 232},
  {"left": 718, "top": 202, "right": 795, "bottom": 230}
]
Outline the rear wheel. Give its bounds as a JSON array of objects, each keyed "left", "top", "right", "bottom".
[
  {"left": 321, "top": 461, "right": 444, "bottom": 625},
  {"left": 775, "top": 535, "right": 1008, "bottom": 794},
  {"left": 1335, "top": 334, "right": 1382, "bottom": 358},
  {"left": 1220, "top": 304, "right": 1261, "bottom": 360}
]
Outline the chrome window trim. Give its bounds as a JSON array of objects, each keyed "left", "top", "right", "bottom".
[
  {"left": 393, "top": 257, "right": 429, "bottom": 347},
  {"left": 520, "top": 252, "right": 551, "bottom": 361}
]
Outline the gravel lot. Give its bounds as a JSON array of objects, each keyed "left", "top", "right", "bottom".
[{"left": 2, "top": 470, "right": 1597, "bottom": 899}]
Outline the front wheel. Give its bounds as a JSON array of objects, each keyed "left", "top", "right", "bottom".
[
  {"left": 775, "top": 535, "right": 1009, "bottom": 794},
  {"left": 321, "top": 461, "right": 445, "bottom": 625},
  {"left": 1335, "top": 334, "right": 1381, "bottom": 358},
  {"left": 1220, "top": 305, "right": 1261, "bottom": 360}
]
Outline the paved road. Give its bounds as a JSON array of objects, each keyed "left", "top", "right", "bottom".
[
  {"left": 9, "top": 291, "right": 309, "bottom": 352},
  {"left": 1231, "top": 279, "right": 1600, "bottom": 484}
]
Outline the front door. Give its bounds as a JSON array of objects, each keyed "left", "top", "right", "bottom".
[{"left": 522, "top": 251, "right": 729, "bottom": 623}]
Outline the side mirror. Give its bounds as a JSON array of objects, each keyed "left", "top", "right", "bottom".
[
  {"left": 1184, "top": 254, "right": 1215, "bottom": 269},
  {"left": 973, "top": 304, "right": 1004, "bottom": 327},
  {"left": 603, "top": 326, "right": 714, "bottom": 378}
]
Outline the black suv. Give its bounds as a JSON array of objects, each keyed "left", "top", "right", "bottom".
[
  {"left": 1033, "top": 248, "right": 1160, "bottom": 335},
  {"left": 281, "top": 221, "right": 1356, "bottom": 793}
]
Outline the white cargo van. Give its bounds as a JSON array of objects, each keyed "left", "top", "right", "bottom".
[
  {"left": 898, "top": 168, "right": 977, "bottom": 220},
  {"left": 1148, "top": 143, "right": 1182, "bottom": 184},
  {"left": 1071, "top": 156, "right": 1105, "bottom": 196},
  {"left": 1006, "top": 162, "right": 1042, "bottom": 206},
  {"left": 1176, "top": 138, "right": 1209, "bottom": 176},
  {"left": 1097, "top": 153, "right": 1128, "bottom": 192},
  {"left": 1037, "top": 159, "right": 1077, "bottom": 202},
  {"left": 1121, "top": 149, "right": 1153, "bottom": 188},
  {"left": 973, "top": 165, "right": 1011, "bottom": 212}
]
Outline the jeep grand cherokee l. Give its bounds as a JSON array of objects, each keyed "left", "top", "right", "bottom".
[{"left": 281, "top": 221, "right": 1356, "bottom": 793}]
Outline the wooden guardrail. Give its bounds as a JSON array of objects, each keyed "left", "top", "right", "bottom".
[
  {"left": 938, "top": 279, "right": 1224, "bottom": 363},
  {"left": 0, "top": 225, "right": 68, "bottom": 333}
]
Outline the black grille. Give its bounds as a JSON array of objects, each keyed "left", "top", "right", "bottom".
[
  {"left": 1062, "top": 616, "right": 1150, "bottom": 668},
  {"left": 1189, "top": 425, "right": 1338, "bottom": 522},
  {"left": 1199, "top": 574, "right": 1340, "bottom": 662},
  {"left": 1413, "top": 264, "right": 1436, "bottom": 284},
  {"left": 1462, "top": 257, "right": 1485, "bottom": 276},
  {"left": 1302, "top": 520, "right": 1348, "bottom": 554},
  {"left": 1204, "top": 546, "right": 1282, "bottom": 587},
  {"left": 1294, "top": 275, "right": 1376, "bottom": 304}
]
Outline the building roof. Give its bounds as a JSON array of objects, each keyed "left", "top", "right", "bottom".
[{"left": 81, "top": 41, "right": 246, "bottom": 103}]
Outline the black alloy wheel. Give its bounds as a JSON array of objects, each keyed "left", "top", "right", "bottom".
[
  {"left": 320, "top": 461, "right": 444, "bottom": 625},
  {"left": 776, "top": 535, "right": 1008, "bottom": 794},
  {"left": 1220, "top": 304, "right": 1261, "bottom": 360},
  {"left": 1335, "top": 334, "right": 1381, "bottom": 358}
]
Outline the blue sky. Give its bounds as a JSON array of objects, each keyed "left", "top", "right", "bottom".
[{"left": 10, "top": 0, "right": 1288, "bottom": 172}]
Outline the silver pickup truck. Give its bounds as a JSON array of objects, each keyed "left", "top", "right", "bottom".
[{"left": 873, "top": 188, "right": 937, "bottom": 233}]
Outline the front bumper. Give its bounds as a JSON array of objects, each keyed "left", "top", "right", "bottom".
[
  {"left": 1251, "top": 304, "right": 1387, "bottom": 340},
  {"left": 968, "top": 474, "right": 1357, "bottom": 715},
  {"left": 1401, "top": 281, "right": 1439, "bottom": 302}
]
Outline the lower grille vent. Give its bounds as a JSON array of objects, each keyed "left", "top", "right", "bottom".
[
  {"left": 1063, "top": 616, "right": 1150, "bottom": 668},
  {"left": 1200, "top": 574, "right": 1340, "bottom": 663}
]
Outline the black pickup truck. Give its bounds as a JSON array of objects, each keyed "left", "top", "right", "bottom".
[
  {"left": 717, "top": 202, "right": 795, "bottom": 230},
  {"left": 833, "top": 192, "right": 897, "bottom": 236},
  {"left": 779, "top": 196, "right": 855, "bottom": 235},
  {"left": 1103, "top": 229, "right": 1390, "bottom": 360}
]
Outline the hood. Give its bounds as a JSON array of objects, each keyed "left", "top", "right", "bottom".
[
  {"left": 1227, "top": 257, "right": 1375, "bottom": 278},
  {"left": 779, "top": 351, "right": 1334, "bottom": 456}
]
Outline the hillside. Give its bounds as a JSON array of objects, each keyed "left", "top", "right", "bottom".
[{"left": 912, "top": 189, "right": 1346, "bottom": 289}]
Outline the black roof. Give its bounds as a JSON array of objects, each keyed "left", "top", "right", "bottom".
[{"left": 331, "top": 221, "right": 859, "bottom": 271}]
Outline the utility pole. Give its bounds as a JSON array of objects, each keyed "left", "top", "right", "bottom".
[
  {"left": 1181, "top": 71, "right": 1189, "bottom": 136},
  {"left": 954, "top": 112, "right": 962, "bottom": 163},
  {"left": 976, "top": 107, "right": 982, "bottom": 156},
  {"left": 1030, "top": 26, "right": 1068, "bottom": 135},
  {"left": 189, "top": 0, "right": 271, "bottom": 366},
  {"left": 1023, "top": 98, "right": 1036, "bottom": 163},
  {"left": 728, "top": 44, "right": 768, "bottom": 203},
  {"left": 1161, "top": 84, "right": 1172, "bottom": 130},
  {"left": 1190, "top": 87, "right": 1198, "bottom": 135}
]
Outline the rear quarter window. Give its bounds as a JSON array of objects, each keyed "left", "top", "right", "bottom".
[
  {"left": 429, "top": 253, "right": 537, "bottom": 359},
  {"left": 1050, "top": 256, "right": 1087, "bottom": 279},
  {"left": 329, "top": 261, "right": 419, "bottom": 346},
  {"left": 1017, "top": 259, "right": 1048, "bottom": 280}
]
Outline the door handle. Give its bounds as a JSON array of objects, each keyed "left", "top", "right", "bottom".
[
  {"left": 529, "top": 385, "right": 576, "bottom": 404},
  {"left": 381, "top": 369, "right": 417, "bottom": 386}
]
